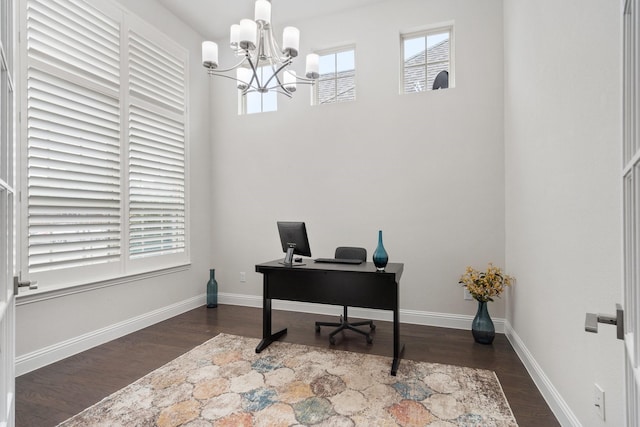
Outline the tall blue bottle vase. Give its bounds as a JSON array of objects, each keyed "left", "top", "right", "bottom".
[
  {"left": 372, "top": 230, "right": 389, "bottom": 271},
  {"left": 472, "top": 300, "right": 495, "bottom": 344},
  {"left": 206, "top": 268, "right": 218, "bottom": 308}
]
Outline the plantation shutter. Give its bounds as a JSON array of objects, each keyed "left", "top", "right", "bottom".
[
  {"left": 25, "top": 0, "right": 188, "bottom": 286},
  {"left": 26, "top": 0, "right": 121, "bottom": 272},
  {"left": 128, "top": 30, "right": 186, "bottom": 258}
]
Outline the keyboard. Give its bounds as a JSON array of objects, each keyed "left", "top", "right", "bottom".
[{"left": 314, "top": 258, "right": 363, "bottom": 265}]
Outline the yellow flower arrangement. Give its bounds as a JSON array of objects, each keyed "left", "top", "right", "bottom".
[{"left": 459, "top": 263, "right": 513, "bottom": 302}]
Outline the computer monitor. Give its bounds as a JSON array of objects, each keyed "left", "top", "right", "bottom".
[{"left": 277, "top": 221, "right": 311, "bottom": 267}]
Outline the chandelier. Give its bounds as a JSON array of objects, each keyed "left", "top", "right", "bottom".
[{"left": 201, "top": 0, "right": 319, "bottom": 97}]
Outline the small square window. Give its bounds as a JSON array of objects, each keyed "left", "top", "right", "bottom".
[
  {"left": 313, "top": 47, "right": 356, "bottom": 105},
  {"left": 401, "top": 27, "right": 452, "bottom": 93}
]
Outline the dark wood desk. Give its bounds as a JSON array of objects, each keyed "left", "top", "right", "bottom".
[{"left": 255, "top": 259, "right": 405, "bottom": 375}]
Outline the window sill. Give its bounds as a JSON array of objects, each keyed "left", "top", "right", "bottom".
[{"left": 16, "top": 263, "right": 191, "bottom": 306}]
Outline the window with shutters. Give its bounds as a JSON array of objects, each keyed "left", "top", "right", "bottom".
[{"left": 22, "top": 0, "right": 188, "bottom": 289}]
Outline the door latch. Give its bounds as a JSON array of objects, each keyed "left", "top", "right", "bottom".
[
  {"left": 13, "top": 274, "right": 38, "bottom": 295},
  {"left": 585, "top": 303, "right": 624, "bottom": 340}
]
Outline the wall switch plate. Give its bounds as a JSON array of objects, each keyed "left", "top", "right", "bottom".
[
  {"left": 240, "top": 272, "right": 246, "bottom": 282},
  {"left": 464, "top": 289, "right": 473, "bottom": 300},
  {"left": 593, "top": 383, "right": 605, "bottom": 420}
]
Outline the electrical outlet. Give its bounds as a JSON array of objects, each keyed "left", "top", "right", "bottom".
[
  {"left": 240, "top": 272, "right": 246, "bottom": 282},
  {"left": 464, "top": 289, "right": 473, "bottom": 300},
  {"left": 594, "top": 383, "right": 605, "bottom": 420}
]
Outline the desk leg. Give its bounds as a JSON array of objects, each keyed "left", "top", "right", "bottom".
[
  {"left": 255, "top": 279, "right": 287, "bottom": 353},
  {"left": 391, "top": 305, "right": 404, "bottom": 376}
]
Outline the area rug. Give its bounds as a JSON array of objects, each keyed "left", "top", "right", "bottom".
[{"left": 58, "top": 333, "right": 518, "bottom": 427}]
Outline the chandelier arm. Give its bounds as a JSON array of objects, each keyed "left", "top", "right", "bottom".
[
  {"left": 240, "top": 87, "right": 258, "bottom": 96},
  {"left": 294, "top": 76, "right": 317, "bottom": 84},
  {"left": 208, "top": 72, "right": 253, "bottom": 85},
  {"left": 257, "top": 26, "right": 267, "bottom": 59},
  {"left": 265, "top": 24, "right": 289, "bottom": 63},
  {"left": 206, "top": 57, "right": 248, "bottom": 74},
  {"left": 257, "top": 25, "right": 287, "bottom": 90},
  {"left": 263, "top": 57, "right": 293, "bottom": 89},
  {"left": 245, "top": 54, "right": 262, "bottom": 90},
  {"left": 239, "top": 86, "right": 292, "bottom": 98},
  {"left": 271, "top": 86, "right": 294, "bottom": 98}
]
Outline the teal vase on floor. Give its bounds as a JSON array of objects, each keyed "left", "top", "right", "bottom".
[
  {"left": 372, "top": 230, "right": 388, "bottom": 271},
  {"left": 206, "top": 269, "right": 218, "bottom": 308},
  {"left": 472, "top": 300, "right": 495, "bottom": 344}
]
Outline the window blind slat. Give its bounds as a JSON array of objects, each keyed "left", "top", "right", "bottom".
[
  {"left": 29, "top": 248, "right": 120, "bottom": 272},
  {"left": 129, "top": 176, "right": 183, "bottom": 188},
  {"left": 129, "top": 30, "right": 185, "bottom": 112},
  {"left": 28, "top": 5, "right": 119, "bottom": 57},
  {"left": 29, "top": 145, "right": 120, "bottom": 168},
  {"left": 129, "top": 121, "right": 183, "bottom": 138},
  {"left": 29, "top": 128, "right": 119, "bottom": 150},
  {"left": 27, "top": 0, "right": 119, "bottom": 90},
  {"left": 29, "top": 231, "right": 120, "bottom": 245},
  {"left": 27, "top": 31, "right": 119, "bottom": 84}
]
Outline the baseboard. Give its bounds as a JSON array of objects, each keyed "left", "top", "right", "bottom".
[
  {"left": 15, "top": 294, "right": 205, "bottom": 376},
  {"left": 15, "top": 292, "right": 507, "bottom": 377},
  {"left": 504, "top": 321, "right": 580, "bottom": 426},
  {"left": 219, "top": 292, "right": 506, "bottom": 333}
]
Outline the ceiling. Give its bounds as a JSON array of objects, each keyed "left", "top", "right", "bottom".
[{"left": 156, "top": 0, "right": 388, "bottom": 40}]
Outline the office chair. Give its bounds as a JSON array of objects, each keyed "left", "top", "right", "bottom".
[{"left": 315, "top": 246, "right": 376, "bottom": 345}]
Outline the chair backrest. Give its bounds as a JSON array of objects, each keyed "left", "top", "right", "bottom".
[
  {"left": 335, "top": 247, "right": 367, "bottom": 261},
  {"left": 432, "top": 70, "right": 449, "bottom": 90}
]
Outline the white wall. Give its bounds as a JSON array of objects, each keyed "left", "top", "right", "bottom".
[
  {"left": 210, "top": 0, "right": 507, "bottom": 320},
  {"left": 504, "top": 0, "right": 624, "bottom": 425},
  {"left": 15, "top": 0, "right": 212, "bottom": 368}
]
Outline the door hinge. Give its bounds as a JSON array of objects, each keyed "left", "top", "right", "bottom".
[
  {"left": 13, "top": 273, "right": 38, "bottom": 295},
  {"left": 585, "top": 303, "right": 624, "bottom": 340}
]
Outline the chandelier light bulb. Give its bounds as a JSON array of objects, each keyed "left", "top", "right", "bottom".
[
  {"left": 201, "top": 41, "right": 218, "bottom": 69},
  {"left": 254, "top": 0, "right": 271, "bottom": 25},
  {"left": 237, "top": 68, "right": 251, "bottom": 90},
  {"left": 284, "top": 70, "right": 297, "bottom": 92},
  {"left": 239, "top": 19, "right": 257, "bottom": 50},
  {"left": 305, "top": 53, "right": 319, "bottom": 79},
  {"left": 230, "top": 24, "right": 240, "bottom": 49},
  {"left": 282, "top": 27, "right": 300, "bottom": 57}
]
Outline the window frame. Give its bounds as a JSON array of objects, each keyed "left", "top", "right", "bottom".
[
  {"left": 400, "top": 24, "right": 454, "bottom": 94},
  {"left": 18, "top": 0, "right": 190, "bottom": 292},
  {"left": 311, "top": 45, "right": 356, "bottom": 106}
]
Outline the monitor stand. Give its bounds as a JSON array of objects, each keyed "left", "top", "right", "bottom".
[{"left": 279, "top": 245, "right": 306, "bottom": 267}]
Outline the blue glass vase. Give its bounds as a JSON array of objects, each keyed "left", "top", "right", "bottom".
[
  {"left": 472, "top": 300, "right": 495, "bottom": 344},
  {"left": 372, "top": 230, "right": 388, "bottom": 271},
  {"left": 206, "top": 269, "right": 218, "bottom": 308}
]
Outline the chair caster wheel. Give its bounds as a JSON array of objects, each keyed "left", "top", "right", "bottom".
[
  {"left": 366, "top": 336, "right": 373, "bottom": 344},
  {"left": 370, "top": 324, "right": 376, "bottom": 331},
  {"left": 329, "top": 336, "right": 336, "bottom": 345},
  {"left": 315, "top": 325, "right": 321, "bottom": 333}
]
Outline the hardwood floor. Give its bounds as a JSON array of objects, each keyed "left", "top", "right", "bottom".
[{"left": 15, "top": 305, "right": 559, "bottom": 426}]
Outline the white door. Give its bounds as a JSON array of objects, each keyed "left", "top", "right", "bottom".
[
  {"left": 0, "top": 0, "right": 15, "bottom": 425},
  {"left": 623, "top": 0, "right": 640, "bottom": 424}
]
